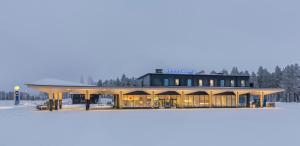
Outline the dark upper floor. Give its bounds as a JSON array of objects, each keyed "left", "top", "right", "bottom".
[{"left": 138, "top": 69, "right": 250, "bottom": 88}]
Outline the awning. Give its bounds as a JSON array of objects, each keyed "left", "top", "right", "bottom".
[
  {"left": 186, "top": 91, "right": 208, "bottom": 96},
  {"left": 123, "top": 91, "right": 150, "bottom": 95},
  {"left": 214, "top": 92, "right": 236, "bottom": 96},
  {"left": 156, "top": 91, "right": 180, "bottom": 95}
]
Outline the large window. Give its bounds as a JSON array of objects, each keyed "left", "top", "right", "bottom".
[
  {"left": 184, "top": 95, "right": 209, "bottom": 107},
  {"left": 122, "top": 95, "right": 151, "bottom": 108},
  {"left": 187, "top": 79, "right": 192, "bottom": 86},
  {"left": 230, "top": 80, "right": 235, "bottom": 87},
  {"left": 164, "top": 79, "right": 169, "bottom": 86},
  {"left": 210, "top": 80, "right": 214, "bottom": 87},
  {"left": 212, "top": 95, "right": 236, "bottom": 107},
  {"left": 198, "top": 79, "right": 203, "bottom": 86},
  {"left": 220, "top": 80, "right": 225, "bottom": 87},
  {"left": 241, "top": 80, "right": 245, "bottom": 87},
  {"left": 175, "top": 79, "right": 180, "bottom": 86}
]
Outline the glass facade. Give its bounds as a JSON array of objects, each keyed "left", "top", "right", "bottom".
[
  {"left": 122, "top": 95, "right": 152, "bottom": 108},
  {"left": 241, "top": 80, "right": 245, "bottom": 87},
  {"left": 155, "top": 95, "right": 179, "bottom": 108},
  {"left": 210, "top": 80, "right": 214, "bottom": 87},
  {"left": 230, "top": 80, "right": 235, "bottom": 87},
  {"left": 211, "top": 95, "right": 236, "bottom": 107},
  {"left": 175, "top": 79, "right": 180, "bottom": 86},
  {"left": 164, "top": 79, "right": 169, "bottom": 86},
  {"left": 183, "top": 95, "right": 209, "bottom": 107},
  {"left": 187, "top": 79, "right": 192, "bottom": 86},
  {"left": 120, "top": 94, "right": 246, "bottom": 108},
  {"left": 198, "top": 79, "right": 203, "bottom": 86},
  {"left": 220, "top": 80, "right": 225, "bottom": 87}
]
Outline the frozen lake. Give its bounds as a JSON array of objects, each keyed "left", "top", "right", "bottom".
[{"left": 0, "top": 101, "right": 299, "bottom": 146}]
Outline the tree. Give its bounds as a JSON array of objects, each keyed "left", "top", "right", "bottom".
[
  {"left": 221, "top": 69, "right": 229, "bottom": 75},
  {"left": 197, "top": 70, "right": 205, "bottom": 74},
  {"left": 97, "top": 80, "right": 103, "bottom": 86},
  {"left": 250, "top": 72, "right": 258, "bottom": 88},
  {"left": 80, "top": 75, "right": 85, "bottom": 84},
  {"left": 210, "top": 70, "right": 217, "bottom": 74},
  {"left": 256, "top": 67, "right": 272, "bottom": 88},
  {"left": 281, "top": 64, "right": 300, "bottom": 102},
  {"left": 230, "top": 67, "right": 239, "bottom": 75},
  {"left": 87, "top": 76, "right": 95, "bottom": 85},
  {"left": 271, "top": 66, "right": 282, "bottom": 88}
]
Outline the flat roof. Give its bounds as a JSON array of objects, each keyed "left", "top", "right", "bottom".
[{"left": 138, "top": 73, "right": 250, "bottom": 79}]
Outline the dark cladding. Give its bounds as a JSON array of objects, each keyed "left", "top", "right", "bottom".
[{"left": 138, "top": 70, "right": 249, "bottom": 87}]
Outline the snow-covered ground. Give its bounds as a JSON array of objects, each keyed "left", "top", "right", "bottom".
[{"left": 0, "top": 101, "right": 299, "bottom": 146}]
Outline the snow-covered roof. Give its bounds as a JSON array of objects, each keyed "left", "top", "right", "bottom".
[{"left": 27, "top": 78, "right": 95, "bottom": 87}]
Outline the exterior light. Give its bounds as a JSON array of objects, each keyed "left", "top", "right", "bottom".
[{"left": 14, "top": 85, "right": 20, "bottom": 91}]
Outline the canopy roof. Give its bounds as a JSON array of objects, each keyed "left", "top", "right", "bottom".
[
  {"left": 156, "top": 91, "right": 180, "bottom": 95},
  {"left": 186, "top": 91, "right": 209, "bottom": 95},
  {"left": 214, "top": 91, "right": 236, "bottom": 96},
  {"left": 27, "top": 78, "right": 94, "bottom": 87},
  {"left": 124, "top": 91, "right": 150, "bottom": 95}
]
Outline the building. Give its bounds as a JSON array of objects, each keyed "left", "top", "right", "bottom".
[
  {"left": 138, "top": 69, "right": 250, "bottom": 87},
  {"left": 26, "top": 69, "right": 284, "bottom": 111}
]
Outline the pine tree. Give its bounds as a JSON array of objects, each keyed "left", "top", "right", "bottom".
[
  {"left": 80, "top": 75, "right": 85, "bottom": 84},
  {"left": 221, "top": 69, "right": 229, "bottom": 75},
  {"left": 97, "top": 80, "right": 103, "bottom": 86},
  {"left": 230, "top": 67, "right": 239, "bottom": 75}
]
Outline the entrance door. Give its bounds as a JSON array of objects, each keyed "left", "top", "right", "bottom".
[
  {"left": 159, "top": 99, "right": 165, "bottom": 108},
  {"left": 170, "top": 99, "right": 177, "bottom": 108}
]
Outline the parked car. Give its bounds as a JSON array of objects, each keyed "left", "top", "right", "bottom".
[{"left": 36, "top": 101, "right": 54, "bottom": 110}]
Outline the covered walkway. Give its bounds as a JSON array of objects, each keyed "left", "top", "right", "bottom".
[{"left": 26, "top": 79, "right": 284, "bottom": 111}]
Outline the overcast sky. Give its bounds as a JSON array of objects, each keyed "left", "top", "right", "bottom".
[{"left": 1, "top": 0, "right": 300, "bottom": 91}]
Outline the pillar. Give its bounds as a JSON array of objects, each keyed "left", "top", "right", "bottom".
[
  {"left": 246, "top": 93, "right": 251, "bottom": 107},
  {"left": 151, "top": 91, "right": 155, "bottom": 108},
  {"left": 113, "top": 94, "right": 119, "bottom": 109},
  {"left": 209, "top": 91, "right": 213, "bottom": 108},
  {"left": 179, "top": 91, "right": 184, "bottom": 108},
  {"left": 260, "top": 92, "right": 264, "bottom": 108},
  {"left": 85, "top": 90, "right": 90, "bottom": 110},
  {"left": 58, "top": 92, "right": 63, "bottom": 109},
  {"left": 119, "top": 91, "right": 123, "bottom": 109},
  {"left": 54, "top": 92, "right": 59, "bottom": 110},
  {"left": 235, "top": 92, "right": 239, "bottom": 108},
  {"left": 48, "top": 92, "right": 54, "bottom": 111}
]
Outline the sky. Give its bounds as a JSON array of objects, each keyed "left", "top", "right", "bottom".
[{"left": 0, "top": 0, "right": 300, "bottom": 91}]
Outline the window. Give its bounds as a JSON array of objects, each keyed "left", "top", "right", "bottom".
[
  {"left": 220, "top": 80, "right": 225, "bottom": 87},
  {"left": 198, "top": 79, "right": 203, "bottom": 87},
  {"left": 175, "top": 79, "right": 180, "bottom": 86},
  {"left": 230, "top": 80, "right": 235, "bottom": 87},
  {"left": 210, "top": 80, "right": 214, "bottom": 87},
  {"left": 187, "top": 79, "right": 192, "bottom": 86},
  {"left": 241, "top": 80, "right": 245, "bottom": 87},
  {"left": 164, "top": 79, "right": 169, "bottom": 86}
]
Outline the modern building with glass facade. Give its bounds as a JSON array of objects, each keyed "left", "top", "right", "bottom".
[{"left": 26, "top": 69, "right": 284, "bottom": 111}]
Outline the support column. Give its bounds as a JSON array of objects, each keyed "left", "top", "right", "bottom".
[
  {"left": 260, "top": 92, "right": 264, "bottom": 108},
  {"left": 235, "top": 92, "right": 239, "bottom": 108},
  {"left": 151, "top": 91, "right": 155, "bottom": 108},
  {"left": 48, "top": 92, "right": 54, "bottom": 111},
  {"left": 209, "top": 91, "right": 213, "bottom": 108},
  {"left": 85, "top": 90, "right": 90, "bottom": 110},
  {"left": 179, "top": 91, "right": 184, "bottom": 108},
  {"left": 58, "top": 92, "right": 63, "bottom": 109},
  {"left": 246, "top": 93, "right": 251, "bottom": 107},
  {"left": 54, "top": 92, "right": 59, "bottom": 110},
  {"left": 113, "top": 94, "right": 119, "bottom": 109},
  {"left": 119, "top": 91, "right": 123, "bottom": 109}
]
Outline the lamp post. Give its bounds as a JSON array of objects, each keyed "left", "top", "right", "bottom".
[{"left": 14, "top": 85, "right": 20, "bottom": 105}]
